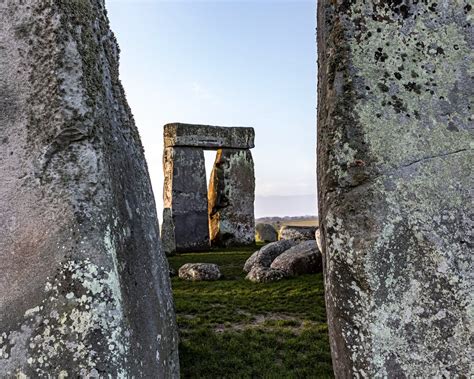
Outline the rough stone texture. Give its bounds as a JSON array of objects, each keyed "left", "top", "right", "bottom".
[
  {"left": 255, "top": 223, "right": 278, "bottom": 243},
  {"left": 245, "top": 267, "right": 285, "bottom": 283},
  {"left": 164, "top": 123, "right": 255, "bottom": 149},
  {"left": 209, "top": 149, "right": 255, "bottom": 247},
  {"left": 162, "top": 146, "right": 210, "bottom": 253},
  {"left": 0, "top": 1, "right": 179, "bottom": 377},
  {"left": 161, "top": 207, "right": 177, "bottom": 255},
  {"left": 317, "top": 1, "right": 473, "bottom": 377},
  {"left": 243, "top": 240, "right": 298, "bottom": 273},
  {"left": 178, "top": 263, "right": 222, "bottom": 281},
  {"left": 271, "top": 241, "right": 322, "bottom": 277},
  {"left": 278, "top": 226, "right": 317, "bottom": 242}
]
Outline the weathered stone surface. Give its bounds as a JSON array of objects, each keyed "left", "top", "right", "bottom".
[
  {"left": 0, "top": 1, "right": 179, "bottom": 377},
  {"left": 161, "top": 207, "right": 177, "bottom": 255},
  {"left": 164, "top": 123, "right": 255, "bottom": 149},
  {"left": 243, "top": 240, "right": 298, "bottom": 273},
  {"left": 209, "top": 149, "right": 255, "bottom": 247},
  {"left": 178, "top": 263, "right": 221, "bottom": 281},
  {"left": 317, "top": 1, "right": 473, "bottom": 377},
  {"left": 270, "top": 241, "right": 322, "bottom": 277},
  {"left": 255, "top": 223, "right": 278, "bottom": 243},
  {"left": 245, "top": 266, "right": 285, "bottom": 283},
  {"left": 162, "top": 146, "right": 210, "bottom": 253},
  {"left": 278, "top": 226, "right": 317, "bottom": 242}
]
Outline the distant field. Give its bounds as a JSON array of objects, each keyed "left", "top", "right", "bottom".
[
  {"left": 280, "top": 218, "right": 319, "bottom": 227},
  {"left": 257, "top": 216, "right": 319, "bottom": 230},
  {"left": 168, "top": 246, "right": 332, "bottom": 378}
]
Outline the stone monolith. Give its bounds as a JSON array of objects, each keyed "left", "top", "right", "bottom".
[
  {"left": 0, "top": 1, "right": 179, "bottom": 377},
  {"left": 317, "top": 1, "right": 473, "bottom": 377},
  {"left": 208, "top": 149, "right": 255, "bottom": 247},
  {"left": 164, "top": 123, "right": 255, "bottom": 149},
  {"left": 162, "top": 147, "right": 210, "bottom": 253}
]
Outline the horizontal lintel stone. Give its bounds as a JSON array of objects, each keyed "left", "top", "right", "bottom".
[{"left": 164, "top": 123, "right": 255, "bottom": 149}]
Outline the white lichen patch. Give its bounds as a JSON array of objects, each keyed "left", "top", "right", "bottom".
[
  {"left": 348, "top": 3, "right": 473, "bottom": 171},
  {"left": 2, "top": 257, "right": 130, "bottom": 377}
]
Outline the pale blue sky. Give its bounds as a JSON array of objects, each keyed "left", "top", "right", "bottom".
[{"left": 105, "top": 0, "right": 317, "bottom": 217}]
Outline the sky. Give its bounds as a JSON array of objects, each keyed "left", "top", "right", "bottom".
[{"left": 105, "top": 0, "right": 317, "bottom": 218}]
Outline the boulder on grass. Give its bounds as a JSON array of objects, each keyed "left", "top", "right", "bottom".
[
  {"left": 255, "top": 223, "right": 278, "bottom": 243},
  {"left": 243, "top": 240, "right": 298, "bottom": 273},
  {"left": 279, "top": 226, "right": 317, "bottom": 241},
  {"left": 178, "top": 263, "right": 221, "bottom": 281},
  {"left": 246, "top": 266, "right": 285, "bottom": 283},
  {"left": 271, "top": 240, "right": 322, "bottom": 276}
]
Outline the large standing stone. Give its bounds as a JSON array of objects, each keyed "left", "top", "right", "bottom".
[
  {"left": 162, "top": 146, "right": 210, "bottom": 253},
  {"left": 208, "top": 149, "right": 255, "bottom": 247},
  {"left": 0, "top": 1, "right": 178, "bottom": 377},
  {"left": 317, "top": 1, "right": 473, "bottom": 377}
]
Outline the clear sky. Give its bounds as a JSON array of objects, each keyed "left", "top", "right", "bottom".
[{"left": 105, "top": 0, "right": 317, "bottom": 218}]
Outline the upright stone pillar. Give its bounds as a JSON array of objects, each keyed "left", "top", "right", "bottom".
[
  {"left": 317, "top": 1, "right": 473, "bottom": 377},
  {"left": 0, "top": 1, "right": 178, "bottom": 377},
  {"left": 162, "top": 123, "right": 255, "bottom": 251},
  {"left": 208, "top": 149, "right": 255, "bottom": 247},
  {"left": 162, "top": 147, "right": 210, "bottom": 253}
]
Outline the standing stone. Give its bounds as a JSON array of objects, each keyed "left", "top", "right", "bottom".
[
  {"left": 317, "top": 1, "right": 473, "bottom": 377},
  {"left": 0, "top": 1, "right": 178, "bottom": 377},
  {"left": 162, "top": 146, "right": 210, "bottom": 253},
  {"left": 164, "top": 123, "right": 255, "bottom": 149},
  {"left": 208, "top": 149, "right": 255, "bottom": 247}
]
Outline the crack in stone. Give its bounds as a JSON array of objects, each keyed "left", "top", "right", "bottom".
[{"left": 399, "top": 148, "right": 469, "bottom": 170}]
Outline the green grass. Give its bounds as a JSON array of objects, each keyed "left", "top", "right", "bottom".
[{"left": 169, "top": 245, "right": 333, "bottom": 378}]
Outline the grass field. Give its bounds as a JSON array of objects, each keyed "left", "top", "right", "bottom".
[{"left": 168, "top": 245, "right": 333, "bottom": 378}]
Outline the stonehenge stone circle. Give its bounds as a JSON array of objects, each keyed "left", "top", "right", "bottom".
[
  {"left": 317, "top": 0, "right": 473, "bottom": 377},
  {"left": 162, "top": 123, "right": 255, "bottom": 253},
  {"left": 0, "top": 1, "right": 179, "bottom": 377},
  {"left": 208, "top": 149, "right": 255, "bottom": 247}
]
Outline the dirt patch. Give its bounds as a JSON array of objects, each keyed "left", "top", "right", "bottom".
[{"left": 213, "top": 312, "right": 320, "bottom": 335}]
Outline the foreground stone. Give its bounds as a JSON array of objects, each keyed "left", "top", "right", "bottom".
[
  {"left": 178, "top": 264, "right": 222, "bottom": 281},
  {"left": 245, "top": 267, "right": 285, "bottom": 283},
  {"left": 279, "top": 226, "right": 317, "bottom": 241},
  {"left": 208, "top": 149, "right": 255, "bottom": 247},
  {"left": 255, "top": 223, "right": 278, "bottom": 243},
  {"left": 271, "top": 241, "right": 322, "bottom": 277},
  {"left": 243, "top": 240, "right": 297, "bottom": 273},
  {"left": 0, "top": 1, "right": 179, "bottom": 377},
  {"left": 318, "top": 1, "right": 472, "bottom": 376}
]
